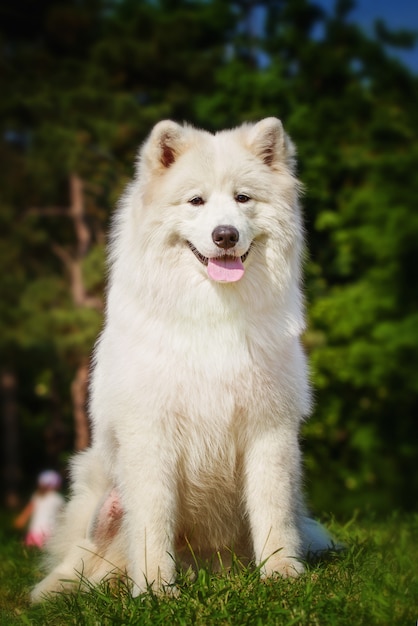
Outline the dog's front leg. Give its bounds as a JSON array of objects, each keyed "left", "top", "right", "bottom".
[
  {"left": 116, "top": 433, "right": 178, "bottom": 596},
  {"left": 244, "top": 426, "right": 305, "bottom": 578}
]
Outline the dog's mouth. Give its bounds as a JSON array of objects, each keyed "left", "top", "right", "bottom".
[{"left": 187, "top": 241, "right": 251, "bottom": 283}]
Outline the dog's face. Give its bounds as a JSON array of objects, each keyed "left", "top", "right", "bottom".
[{"left": 131, "top": 118, "right": 301, "bottom": 285}]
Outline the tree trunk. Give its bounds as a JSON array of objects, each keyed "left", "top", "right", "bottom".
[
  {"left": 27, "top": 175, "right": 102, "bottom": 454},
  {"left": 66, "top": 174, "right": 99, "bottom": 451},
  {"left": 1, "top": 369, "right": 21, "bottom": 508},
  {"left": 71, "top": 360, "right": 91, "bottom": 451},
  {"left": 56, "top": 174, "right": 102, "bottom": 450}
]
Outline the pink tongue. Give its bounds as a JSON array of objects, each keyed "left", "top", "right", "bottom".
[{"left": 207, "top": 257, "right": 245, "bottom": 283}]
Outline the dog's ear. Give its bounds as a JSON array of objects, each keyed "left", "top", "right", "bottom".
[
  {"left": 248, "top": 117, "right": 296, "bottom": 172},
  {"left": 142, "top": 120, "right": 187, "bottom": 170}
]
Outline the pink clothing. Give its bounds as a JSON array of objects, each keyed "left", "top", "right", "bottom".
[
  {"left": 24, "top": 491, "right": 64, "bottom": 548},
  {"left": 25, "top": 530, "right": 48, "bottom": 548}
]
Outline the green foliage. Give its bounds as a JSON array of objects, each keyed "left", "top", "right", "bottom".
[
  {"left": 1, "top": 515, "right": 418, "bottom": 625},
  {"left": 297, "top": 45, "right": 418, "bottom": 512},
  {"left": 1, "top": 0, "right": 417, "bottom": 513}
]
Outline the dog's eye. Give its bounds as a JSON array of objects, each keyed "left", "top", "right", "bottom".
[
  {"left": 189, "top": 196, "right": 205, "bottom": 206},
  {"left": 236, "top": 194, "right": 251, "bottom": 203}
]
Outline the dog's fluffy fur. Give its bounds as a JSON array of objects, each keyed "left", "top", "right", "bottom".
[{"left": 32, "top": 118, "right": 333, "bottom": 601}]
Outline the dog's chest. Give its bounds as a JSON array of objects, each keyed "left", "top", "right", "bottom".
[{"left": 174, "top": 408, "right": 246, "bottom": 545}]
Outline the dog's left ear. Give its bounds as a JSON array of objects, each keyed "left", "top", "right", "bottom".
[
  {"left": 248, "top": 117, "right": 296, "bottom": 172},
  {"left": 142, "top": 120, "right": 187, "bottom": 170}
]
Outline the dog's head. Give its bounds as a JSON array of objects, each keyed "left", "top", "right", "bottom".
[{"left": 121, "top": 118, "right": 302, "bottom": 289}]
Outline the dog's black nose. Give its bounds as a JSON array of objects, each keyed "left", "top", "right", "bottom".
[{"left": 212, "top": 225, "right": 239, "bottom": 249}]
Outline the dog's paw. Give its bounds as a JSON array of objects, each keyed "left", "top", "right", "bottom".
[
  {"left": 130, "top": 579, "right": 178, "bottom": 598},
  {"left": 31, "top": 571, "right": 79, "bottom": 603},
  {"left": 261, "top": 556, "right": 305, "bottom": 580},
  {"left": 130, "top": 564, "right": 178, "bottom": 598}
]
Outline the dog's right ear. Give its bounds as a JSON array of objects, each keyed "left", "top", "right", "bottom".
[
  {"left": 142, "top": 120, "right": 187, "bottom": 171},
  {"left": 248, "top": 117, "right": 297, "bottom": 173}
]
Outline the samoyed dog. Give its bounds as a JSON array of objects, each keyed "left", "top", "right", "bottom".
[{"left": 32, "top": 118, "right": 333, "bottom": 602}]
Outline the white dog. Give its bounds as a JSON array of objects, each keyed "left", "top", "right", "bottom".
[{"left": 32, "top": 118, "right": 333, "bottom": 602}]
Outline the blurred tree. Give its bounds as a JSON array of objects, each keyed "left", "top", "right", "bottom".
[
  {"left": 192, "top": 0, "right": 418, "bottom": 514},
  {"left": 0, "top": 0, "right": 236, "bottom": 502},
  {"left": 274, "top": 0, "right": 418, "bottom": 514},
  {"left": 0, "top": 0, "right": 417, "bottom": 514}
]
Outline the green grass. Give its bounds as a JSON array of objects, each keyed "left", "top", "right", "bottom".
[{"left": 1, "top": 514, "right": 417, "bottom": 625}]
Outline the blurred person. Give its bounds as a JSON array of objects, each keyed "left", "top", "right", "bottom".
[{"left": 14, "top": 470, "right": 64, "bottom": 548}]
